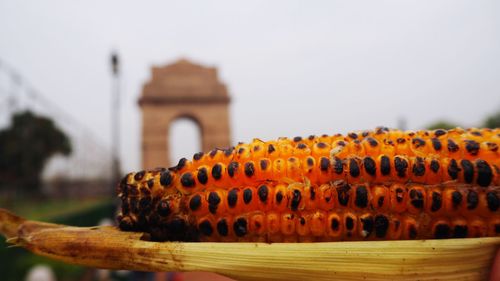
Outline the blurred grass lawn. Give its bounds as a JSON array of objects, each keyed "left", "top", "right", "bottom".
[{"left": 0, "top": 197, "right": 117, "bottom": 281}]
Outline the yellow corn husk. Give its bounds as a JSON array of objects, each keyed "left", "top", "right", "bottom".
[{"left": 0, "top": 208, "right": 498, "bottom": 281}]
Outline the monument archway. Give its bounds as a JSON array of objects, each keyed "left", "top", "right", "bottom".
[
  {"left": 168, "top": 116, "right": 202, "bottom": 164},
  {"left": 139, "top": 59, "right": 231, "bottom": 168}
]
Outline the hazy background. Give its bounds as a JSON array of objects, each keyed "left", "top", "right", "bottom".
[{"left": 1, "top": 0, "right": 499, "bottom": 172}]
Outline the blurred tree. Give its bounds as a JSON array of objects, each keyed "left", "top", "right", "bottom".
[
  {"left": 0, "top": 111, "right": 71, "bottom": 194},
  {"left": 483, "top": 110, "right": 500, "bottom": 128},
  {"left": 426, "top": 120, "right": 459, "bottom": 130}
]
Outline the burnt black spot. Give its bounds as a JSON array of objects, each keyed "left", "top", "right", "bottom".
[
  {"left": 317, "top": 142, "right": 327, "bottom": 149},
  {"left": 431, "top": 191, "right": 442, "bottom": 212},
  {"left": 465, "top": 140, "right": 480, "bottom": 155},
  {"left": 134, "top": 170, "right": 145, "bottom": 181},
  {"left": 360, "top": 216, "right": 374, "bottom": 237},
  {"left": 233, "top": 218, "right": 248, "bottom": 237},
  {"left": 486, "top": 192, "right": 499, "bottom": 212},
  {"left": 331, "top": 218, "right": 339, "bottom": 231},
  {"left": 346, "top": 216, "right": 354, "bottom": 230},
  {"left": 380, "top": 155, "right": 391, "bottom": 175},
  {"left": 467, "top": 190, "right": 479, "bottom": 210},
  {"left": 276, "top": 191, "right": 284, "bottom": 204},
  {"left": 199, "top": 220, "right": 213, "bottom": 236},
  {"left": 408, "top": 225, "right": 417, "bottom": 239},
  {"left": 257, "top": 185, "right": 269, "bottom": 203},
  {"left": 412, "top": 138, "right": 426, "bottom": 148},
  {"left": 176, "top": 158, "right": 187, "bottom": 170},
  {"left": 308, "top": 135, "right": 315, "bottom": 140},
  {"left": 244, "top": 162, "right": 255, "bottom": 177},
  {"left": 139, "top": 197, "right": 152, "bottom": 212},
  {"left": 228, "top": 162, "right": 239, "bottom": 177},
  {"left": 297, "top": 143, "right": 307, "bottom": 149},
  {"left": 471, "top": 131, "right": 482, "bottom": 136},
  {"left": 211, "top": 164, "right": 223, "bottom": 180},
  {"left": 434, "top": 129, "right": 446, "bottom": 137},
  {"left": 157, "top": 200, "right": 170, "bottom": 216},
  {"left": 337, "top": 183, "right": 351, "bottom": 206},
  {"left": 377, "top": 196, "right": 385, "bottom": 207},
  {"left": 291, "top": 189, "right": 302, "bottom": 211},
  {"left": 260, "top": 159, "right": 269, "bottom": 170},
  {"left": 309, "top": 186, "right": 316, "bottom": 200},
  {"left": 224, "top": 147, "right": 234, "bottom": 156},
  {"left": 430, "top": 160, "right": 440, "bottom": 173},
  {"left": 118, "top": 216, "right": 135, "bottom": 231},
  {"left": 293, "top": 136, "right": 302, "bottom": 142},
  {"left": 193, "top": 152, "right": 204, "bottom": 161},
  {"left": 396, "top": 188, "right": 404, "bottom": 203},
  {"left": 243, "top": 188, "right": 252, "bottom": 204},
  {"left": 147, "top": 179, "right": 154, "bottom": 189},
  {"left": 227, "top": 189, "right": 238, "bottom": 208},
  {"left": 349, "top": 159, "right": 360, "bottom": 177},
  {"left": 496, "top": 224, "right": 500, "bottom": 234},
  {"left": 180, "top": 172, "right": 195, "bottom": 188},
  {"left": 363, "top": 157, "right": 376, "bottom": 176},
  {"left": 431, "top": 138, "right": 442, "bottom": 151},
  {"left": 476, "top": 160, "right": 492, "bottom": 187},
  {"left": 434, "top": 224, "right": 450, "bottom": 239},
  {"left": 410, "top": 189, "right": 424, "bottom": 209},
  {"left": 253, "top": 145, "right": 261, "bottom": 152},
  {"left": 209, "top": 149, "right": 218, "bottom": 158},
  {"left": 217, "top": 219, "right": 228, "bottom": 236},
  {"left": 121, "top": 201, "right": 130, "bottom": 214},
  {"left": 486, "top": 142, "right": 499, "bottom": 152},
  {"left": 460, "top": 159, "right": 474, "bottom": 183},
  {"left": 348, "top": 132, "right": 358, "bottom": 139},
  {"left": 362, "top": 131, "right": 369, "bottom": 137},
  {"left": 394, "top": 157, "right": 408, "bottom": 177},
  {"left": 412, "top": 157, "right": 425, "bottom": 177},
  {"left": 197, "top": 167, "right": 208, "bottom": 184},
  {"left": 299, "top": 217, "right": 306, "bottom": 225},
  {"left": 320, "top": 157, "right": 330, "bottom": 172},
  {"left": 208, "top": 192, "right": 221, "bottom": 214},
  {"left": 453, "top": 225, "right": 468, "bottom": 238},
  {"left": 167, "top": 218, "right": 187, "bottom": 240},
  {"left": 447, "top": 159, "right": 460, "bottom": 180},
  {"left": 367, "top": 137, "right": 378, "bottom": 147},
  {"left": 397, "top": 138, "right": 406, "bottom": 144},
  {"left": 160, "top": 171, "right": 173, "bottom": 186},
  {"left": 189, "top": 194, "right": 202, "bottom": 211},
  {"left": 268, "top": 144, "right": 276, "bottom": 154},
  {"left": 238, "top": 147, "right": 245, "bottom": 154},
  {"left": 333, "top": 157, "right": 343, "bottom": 174},
  {"left": 374, "top": 215, "right": 389, "bottom": 238},
  {"left": 337, "top": 140, "right": 346, "bottom": 146},
  {"left": 447, "top": 140, "right": 459, "bottom": 153},
  {"left": 355, "top": 186, "right": 368, "bottom": 208},
  {"left": 306, "top": 157, "right": 314, "bottom": 168},
  {"left": 451, "top": 191, "right": 462, "bottom": 208}
]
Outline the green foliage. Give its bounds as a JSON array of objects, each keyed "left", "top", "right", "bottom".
[
  {"left": 426, "top": 120, "right": 459, "bottom": 130},
  {"left": 0, "top": 110, "right": 71, "bottom": 193},
  {"left": 483, "top": 110, "right": 500, "bottom": 129}
]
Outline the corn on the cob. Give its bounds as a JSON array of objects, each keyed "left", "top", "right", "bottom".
[{"left": 117, "top": 128, "right": 500, "bottom": 242}]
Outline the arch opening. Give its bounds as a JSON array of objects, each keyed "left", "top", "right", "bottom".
[{"left": 168, "top": 117, "right": 202, "bottom": 165}]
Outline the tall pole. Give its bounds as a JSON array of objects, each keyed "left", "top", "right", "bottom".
[{"left": 110, "top": 52, "right": 121, "bottom": 187}]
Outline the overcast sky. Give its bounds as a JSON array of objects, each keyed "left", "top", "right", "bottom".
[{"left": 1, "top": 0, "right": 499, "bottom": 173}]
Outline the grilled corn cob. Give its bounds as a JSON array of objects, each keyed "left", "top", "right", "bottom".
[{"left": 117, "top": 127, "right": 500, "bottom": 242}]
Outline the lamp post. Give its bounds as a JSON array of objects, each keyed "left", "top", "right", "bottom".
[{"left": 110, "top": 52, "right": 121, "bottom": 187}]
